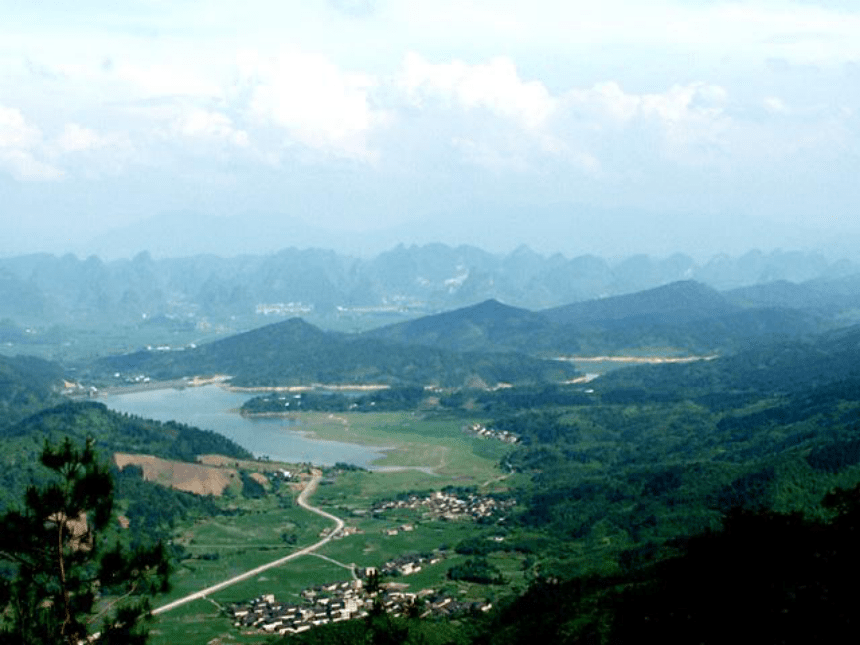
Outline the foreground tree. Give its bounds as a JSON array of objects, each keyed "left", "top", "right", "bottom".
[{"left": 0, "top": 437, "right": 169, "bottom": 644}]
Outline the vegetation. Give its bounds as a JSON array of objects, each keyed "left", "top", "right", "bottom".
[
  {"left": 448, "top": 558, "right": 506, "bottom": 585},
  {"left": 113, "top": 465, "right": 227, "bottom": 550},
  {"left": 241, "top": 386, "right": 429, "bottom": 414},
  {"left": 6, "top": 273, "right": 860, "bottom": 643},
  {"left": 0, "top": 401, "right": 252, "bottom": 511},
  {"left": 0, "top": 438, "right": 169, "bottom": 644},
  {"left": 91, "top": 318, "right": 578, "bottom": 388},
  {"left": 0, "top": 354, "right": 63, "bottom": 429}
]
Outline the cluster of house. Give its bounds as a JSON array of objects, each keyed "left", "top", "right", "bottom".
[
  {"left": 381, "top": 522, "right": 413, "bottom": 537},
  {"left": 63, "top": 380, "right": 100, "bottom": 397},
  {"left": 372, "top": 490, "right": 516, "bottom": 522},
  {"left": 321, "top": 524, "right": 363, "bottom": 539},
  {"left": 255, "top": 302, "right": 314, "bottom": 316},
  {"left": 466, "top": 422, "right": 520, "bottom": 444},
  {"left": 379, "top": 553, "right": 444, "bottom": 577},
  {"left": 108, "top": 372, "right": 151, "bottom": 385},
  {"left": 229, "top": 577, "right": 492, "bottom": 636}
]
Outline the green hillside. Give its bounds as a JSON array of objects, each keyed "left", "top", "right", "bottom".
[{"left": 93, "top": 317, "right": 578, "bottom": 387}]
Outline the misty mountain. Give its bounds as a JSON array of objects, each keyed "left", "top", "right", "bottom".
[
  {"left": 724, "top": 280, "right": 840, "bottom": 310},
  {"left": 543, "top": 280, "right": 735, "bottom": 326},
  {"left": 542, "top": 280, "right": 823, "bottom": 352},
  {"left": 365, "top": 299, "right": 565, "bottom": 354},
  {"left": 0, "top": 267, "right": 48, "bottom": 320},
  {"left": 368, "top": 280, "right": 823, "bottom": 357},
  {"left": 0, "top": 245, "right": 857, "bottom": 337},
  {"left": 93, "top": 317, "right": 578, "bottom": 388}
]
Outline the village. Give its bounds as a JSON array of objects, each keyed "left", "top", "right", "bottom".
[
  {"left": 371, "top": 489, "right": 516, "bottom": 522},
  {"left": 229, "top": 574, "right": 493, "bottom": 637},
  {"left": 380, "top": 551, "right": 444, "bottom": 577},
  {"left": 465, "top": 422, "right": 520, "bottom": 444},
  {"left": 227, "top": 489, "right": 512, "bottom": 637}
]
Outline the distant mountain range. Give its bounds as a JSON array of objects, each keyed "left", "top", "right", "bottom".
[
  {"left": 0, "top": 245, "right": 855, "bottom": 335},
  {"left": 86, "top": 275, "right": 851, "bottom": 388}
]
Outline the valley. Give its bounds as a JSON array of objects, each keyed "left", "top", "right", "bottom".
[{"left": 3, "top": 248, "right": 860, "bottom": 643}]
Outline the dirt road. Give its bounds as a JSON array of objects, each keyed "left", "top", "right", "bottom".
[{"left": 152, "top": 470, "right": 343, "bottom": 615}]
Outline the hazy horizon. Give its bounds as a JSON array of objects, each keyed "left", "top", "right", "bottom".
[{"left": 3, "top": 1, "right": 858, "bottom": 260}]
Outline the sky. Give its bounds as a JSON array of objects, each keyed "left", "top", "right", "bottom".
[{"left": 1, "top": 0, "right": 859, "bottom": 260}]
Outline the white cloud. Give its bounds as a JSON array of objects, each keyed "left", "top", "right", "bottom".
[
  {"left": 174, "top": 108, "right": 248, "bottom": 147},
  {"left": 0, "top": 105, "right": 64, "bottom": 180},
  {"left": 0, "top": 149, "right": 65, "bottom": 181},
  {"left": 56, "top": 123, "right": 115, "bottom": 154},
  {"left": 0, "top": 105, "right": 42, "bottom": 149},
  {"left": 763, "top": 96, "right": 791, "bottom": 115},
  {"left": 399, "top": 52, "right": 555, "bottom": 130},
  {"left": 564, "top": 81, "right": 727, "bottom": 127},
  {"left": 392, "top": 58, "right": 732, "bottom": 173},
  {"left": 240, "top": 49, "right": 384, "bottom": 161},
  {"left": 113, "top": 61, "right": 222, "bottom": 99},
  {"left": 558, "top": 81, "right": 730, "bottom": 166}
]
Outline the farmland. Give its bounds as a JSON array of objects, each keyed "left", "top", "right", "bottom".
[{"left": 148, "top": 410, "right": 522, "bottom": 644}]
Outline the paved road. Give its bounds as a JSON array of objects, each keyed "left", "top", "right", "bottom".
[{"left": 153, "top": 471, "right": 343, "bottom": 615}]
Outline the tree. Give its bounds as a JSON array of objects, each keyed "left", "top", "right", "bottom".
[
  {"left": 0, "top": 437, "right": 169, "bottom": 644},
  {"left": 364, "top": 569, "right": 381, "bottom": 595}
]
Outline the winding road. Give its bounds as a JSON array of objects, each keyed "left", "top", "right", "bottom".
[{"left": 152, "top": 470, "right": 344, "bottom": 615}]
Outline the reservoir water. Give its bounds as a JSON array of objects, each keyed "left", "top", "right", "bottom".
[{"left": 103, "top": 385, "right": 387, "bottom": 468}]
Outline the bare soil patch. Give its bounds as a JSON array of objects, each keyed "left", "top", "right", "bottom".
[
  {"left": 114, "top": 453, "right": 239, "bottom": 496},
  {"left": 248, "top": 472, "right": 269, "bottom": 487}
]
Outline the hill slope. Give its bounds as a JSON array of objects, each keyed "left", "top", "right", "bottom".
[
  {"left": 0, "top": 354, "right": 64, "bottom": 428},
  {"left": 365, "top": 299, "right": 567, "bottom": 353},
  {"left": 94, "top": 317, "right": 578, "bottom": 387},
  {"left": 543, "top": 280, "right": 736, "bottom": 325}
]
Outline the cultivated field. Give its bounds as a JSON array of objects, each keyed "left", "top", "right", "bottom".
[{"left": 148, "top": 411, "right": 524, "bottom": 644}]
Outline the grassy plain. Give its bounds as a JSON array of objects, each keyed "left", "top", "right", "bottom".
[
  {"left": 301, "top": 411, "right": 511, "bottom": 480},
  {"left": 149, "top": 410, "right": 521, "bottom": 644}
]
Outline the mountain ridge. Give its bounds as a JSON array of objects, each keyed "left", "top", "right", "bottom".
[{"left": 1, "top": 245, "right": 854, "bottom": 333}]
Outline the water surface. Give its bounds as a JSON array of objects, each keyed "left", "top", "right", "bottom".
[{"left": 104, "top": 385, "right": 386, "bottom": 468}]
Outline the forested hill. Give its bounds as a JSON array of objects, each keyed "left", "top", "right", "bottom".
[
  {"left": 595, "top": 322, "right": 860, "bottom": 402},
  {"left": 540, "top": 279, "right": 824, "bottom": 355},
  {"left": 0, "top": 354, "right": 63, "bottom": 428},
  {"left": 543, "top": 280, "right": 735, "bottom": 324},
  {"left": 93, "top": 317, "right": 578, "bottom": 387},
  {"left": 364, "top": 299, "right": 566, "bottom": 354},
  {"left": 461, "top": 321, "right": 860, "bottom": 593},
  {"left": 272, "top": 319, "right": 860, "bottom": 644},
  {"left": 0, "top": 400, "right": 252, "bottom": 510},
  {"left": 367, "top": 281, "right": 826, "bottom": 356},
  {"left": 90, "top": 276, "right": 841, "bottom": 386}
]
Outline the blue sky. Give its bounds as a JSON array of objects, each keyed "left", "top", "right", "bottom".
[{"left": 1, "top": 0, "right": 859, "bottom": 259}]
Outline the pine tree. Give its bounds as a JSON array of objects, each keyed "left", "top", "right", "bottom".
[{"left": 0, "top": 437, "right": 169, "bottom": 644}]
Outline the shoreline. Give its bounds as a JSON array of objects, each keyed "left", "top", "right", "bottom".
[
  {"left": 554, "top": 354, "right": 718, "bottom": 364},
  {"left": 224, "top": 383, "right": 391, "bottom": 394},
  {"left": 98, "top": 384, "right": 398, "bottom": 469},
  {"left": 73, "top": 376, "right": 396, "bottom": 398}
]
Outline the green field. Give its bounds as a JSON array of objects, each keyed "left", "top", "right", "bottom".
[
  {"left": 302, "top": 411, "right": 511, "bottom": 479},
  {"left": 149, "top": 410, "right": 521, "bottom": 644}
]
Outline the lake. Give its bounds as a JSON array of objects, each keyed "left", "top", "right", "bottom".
[{"left": 103, "top": 385, "right": 387, "bottom": 468}]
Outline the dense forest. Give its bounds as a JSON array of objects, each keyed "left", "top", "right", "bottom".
[
  {"left": 270, "top": 491, "right": 860, "bottom": 644},
  {"left": 266, "top": 326, "right": 860, "bottom": 643}
]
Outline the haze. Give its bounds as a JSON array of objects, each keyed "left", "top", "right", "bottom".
[{"left": 2, "top": 0, "right": 859, "bottom": 260}]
